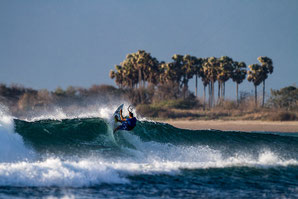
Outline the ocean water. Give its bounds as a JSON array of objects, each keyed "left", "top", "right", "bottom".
[{"left": 0, "top": 107, "right": 297, "bottom": 199}]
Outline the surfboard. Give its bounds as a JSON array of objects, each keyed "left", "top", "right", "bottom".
[
  {"left": 106, "top": 104, "right": 124, "bottom": 143},
  {"left": 113, "top": 104, "right": 123, "bottom": 123},
  {"left": 109, "top": 104, "right": 123, "bottom": 131}
]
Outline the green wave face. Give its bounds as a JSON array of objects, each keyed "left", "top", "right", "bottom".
[{"left": 14, "top": 118, "right": 298, "bottom": 160}]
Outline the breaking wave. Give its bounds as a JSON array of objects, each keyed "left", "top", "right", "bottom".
[{"left": 0, "top": 106, "right": 297, "bottom": 187}]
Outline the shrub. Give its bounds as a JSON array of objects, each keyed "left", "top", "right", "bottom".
[
  {"left": 270, "top": 112, "right": 297, "bottom": 121},
  {"left": 153, "top": 82, "right": 182, "bottom": 101},
  {"left": 157, "top": 110, "right": 173, "bottom": 118},
  {"left": 269, "top": 86, "right": 298, "bottom": 110},
  {"left": 151, "top": 97, "right": 198, "bottom": 110},
  {"left": 136, "top": 104, "right": 160, "bottom": 118},
  {"left": 216, "top": 100, "right": 237, "bottom": 110},
  {"left": 174, "top": 98, "right": 198, "bottom": 109}
]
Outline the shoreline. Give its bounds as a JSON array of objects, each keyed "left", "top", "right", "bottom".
[{"left": 162, "top": 120, "right": 298, "bottom": 133}]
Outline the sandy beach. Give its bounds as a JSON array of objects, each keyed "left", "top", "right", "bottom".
[{"left": 164, "top": 120, "right": 298, "bottom": 133}]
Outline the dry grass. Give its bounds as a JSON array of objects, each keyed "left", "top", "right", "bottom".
[
  {"left": 138, "top": 106, "right": 296, "bottom": 122},
  {"left": 152, "top": 108, "right": 297, "bottom": 121},
  {"left": 136, "top": 97, "right": 298, "bottom": 121}
]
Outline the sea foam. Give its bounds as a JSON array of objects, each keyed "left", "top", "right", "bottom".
[
  {"left": 0, "top": 146, "right": 297, "bottom": 187},
  {"left": 0, "top": 106, "right": 35, "bottom": 163}
]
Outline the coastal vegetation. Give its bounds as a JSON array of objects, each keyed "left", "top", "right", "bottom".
[
  {"left": 0, "top": 83, "right": 297, "bottom": 121},
  {"left": 0, "top": 50, "right": 297, "bottom": 121},
  {"left": 109, "top": 50, "right": 273, "bottom": 108}
]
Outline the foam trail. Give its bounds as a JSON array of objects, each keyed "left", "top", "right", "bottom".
[
  {"left": 0, "top": 158, "right": 128, "bottom": 187},
  {"left": 0, "top": 106, "right": 35, "bottom": 163},
  {"left": 0, "top": 147, "right": 297, "bottom": 187}
]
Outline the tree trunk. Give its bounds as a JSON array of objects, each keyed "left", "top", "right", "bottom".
[
  {"left": 138, "top": 68, "right": 142, "bottom": 88},
  {"left": 211, "top": 80, "right": 214, "bottom": 108},
  {"left": 236, "top": 83, "right": 239, "bottom": 104},
  {"left": 218, "top": 81, "right": 220, "bottom": 102},
  {"left": 255, "top": 85, "right": 258, "bottom": 108},
  {"left": 142, "top": 70, "right": 146, "bottom": 88},
  {"left": 223, "top": 82, "right": 225, "bottom": 100},
  {"left": 184, "top": 84, "right": 188, "bottom": 99},
  {"left": 262, "top": 80, "right": 265, "bottom": 107},
  {"left": 183, "top": 76, "right": 186, "bottom": 99},
  {"left": 195, "top": 75, "right": 198, "bottom": 97},
  {"left": 203, "top": 85, "right": 206, "bottom": 109},
  {"left": 208, "top": 83, "right": 211, "bottom": 108},
  {"left": 221, "top": 82, "right": 223, "bottom": 99}
]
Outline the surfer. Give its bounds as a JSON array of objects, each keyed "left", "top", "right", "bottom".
[{"left": 114, "top": 109, "right": 137, "bottom": 133}]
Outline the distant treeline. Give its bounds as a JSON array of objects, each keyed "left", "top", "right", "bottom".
[
  {"left": 0, "top": 82, "right": 297, "bottom": 118},
  {"left": 110, "top": 50, "right": 273, "bottom": 107},
  {"left": 0, "top": 84, "right": 126, "bottom": 116}
]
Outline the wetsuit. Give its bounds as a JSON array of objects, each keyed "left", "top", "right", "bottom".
[{"left": 119, "top": 117, "right": 137, "bottom": 131}]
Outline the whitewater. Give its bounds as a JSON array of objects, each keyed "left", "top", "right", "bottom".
[{"left": 0, "top": 105, "right": 297, "bottom": 198}]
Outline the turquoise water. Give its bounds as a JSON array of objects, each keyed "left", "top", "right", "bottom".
[{"left": 0, "top": 116, "right": 297, "bottom": 198}]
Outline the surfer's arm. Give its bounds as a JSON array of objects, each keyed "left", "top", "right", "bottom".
[{"left": 120, "top": 109, "right": 126, "bottom": 121}]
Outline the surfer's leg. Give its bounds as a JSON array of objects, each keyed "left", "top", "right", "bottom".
[
  {"left": 113, "top": 126, "right": 120, "bottom": 133},
  {"left": 114, "top": 122, "right": 129, "bottom": 133}
]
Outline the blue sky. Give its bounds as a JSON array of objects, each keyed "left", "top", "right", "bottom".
[{"left": 0, "top": 0, "right": 297, "bottom": 98}]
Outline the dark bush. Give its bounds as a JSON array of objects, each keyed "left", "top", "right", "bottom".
[
  {"left": 270, "top": 112, "right": 297, "bottom": 121},
  {"left": 153, "top": 82, "right": 182, "bottom": 101},
  {"left": 175, "top": 98, "right": 198, "bottom": 109},
  {"left": 136, "top": 104, "right": 160, "bottom": 118},
  {"left": 269, "top": 86, "right": 298, "bottom": 110},
  {"left": 151, "top": 96, "right": 198, "bottom": 110},
  {"left": 157, "top": 110, "right": 175, "bottom": 118}
]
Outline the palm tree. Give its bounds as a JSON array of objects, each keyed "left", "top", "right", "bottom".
[
  {"left": 130, "top": 51, "right": 144, "bottom": 88},
  {"left": 203, "top": 57, "right": 218, "bottom": 107},
  {"left": 109, "top": 70, "right": 115, "bottom": 79},
  {"left": 110, "top": 50, "right": 159, "bottom": 89},
  {"left": 257, "top": 56, "right": 274, "bottom": 107},
  {"left": 247, "top": 64, "right": 263, "bottom": 107},
  {"left": 158, "top": 62, "right": 169, "bottom": 85},
  {"left": 121, "top": 60, "right": 138, "bottom": 88},
  {"left": 146, "top": 57, "right": 160, "bottom": 86},
  {"left": 247, "top": 57, "right": 274, "bottom": 107},
  {"left": 172, "top": 54, "right": 184, "bottom": 84},
  {"left": 193, "top": 57, "right": 203, "bottom": 98},
  {"left": 158, "top": 61, "right": 182, "bottom": 99},
  {"left": 201, "top": 74, "right": 210, "bottom": 109},
  {"left": 231, "top": 61, "right": 247, "bottom": 104},
  {"left": 181, "top": 55, "right": 197, "bottom": 99},
  {"left": 121, "top": 50, "right": 145, "bottom": 88},
  {"left": 217, "top": 56, "right": 233, "bottom": 101},
  {"left": 159, "top": 61, "right": 182, "bottom": 86},
  {"left": 197, "top": 58, "right": 209, "bottom": 108},
  {"left": 109, "top": 65, "right": 124, "bottom": 88}
]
